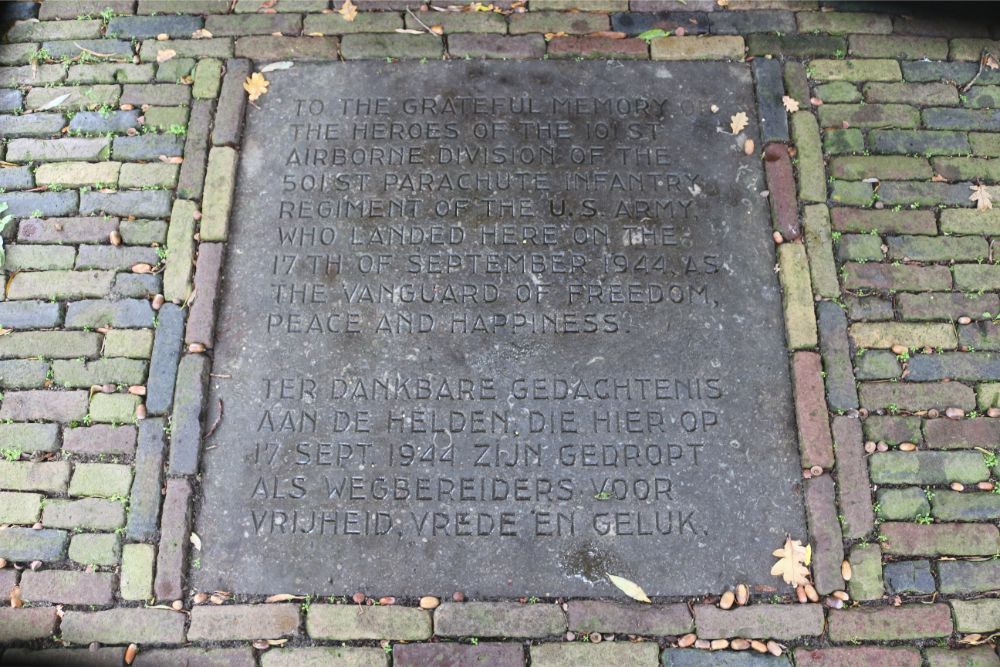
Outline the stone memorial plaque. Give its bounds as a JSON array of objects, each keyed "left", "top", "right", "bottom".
[{"left": 195, "top": 61, "right": 806, "bottom": 596}]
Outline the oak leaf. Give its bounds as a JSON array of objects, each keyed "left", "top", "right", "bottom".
[
  {"left": 607, "top": 573, "right": 651, "bottom": 603},
  {"left": 338, "top": 0, "right": 358, "bottom": 22},
  {"left": 244, "top": 72, "right": 270, "bottom": 103},
  {"left": 155, "top": 48, "right": 176, "bottom": 64},
  {"left": 781, "top": 95, "right": 800, "bottom": 113},
  {"left": 730, "top": 111, "right": 748, "bottom": 135},
  {"left": 971, "top": 184, "right": 993, "bottom": 211},
  {"left": 770, "top": 537, "right": 811, "bottom": 587}
]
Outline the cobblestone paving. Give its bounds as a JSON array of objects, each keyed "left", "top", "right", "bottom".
[{"left": 1, "top": 0, "right": 999, "bottom": 665}]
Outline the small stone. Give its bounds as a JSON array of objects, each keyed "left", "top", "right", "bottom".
[{"left": 946, "top": 407, "right": 965, "bottom": 419}]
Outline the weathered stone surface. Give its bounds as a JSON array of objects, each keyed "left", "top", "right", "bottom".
[
  {"left": 870, "top": 450, "right": 989, "bottom": 484},
  {"left": 793, "top": 352, "right": 835, "bottom": 469},
  {"left": 170, "top": 354, "right": 209, "bottom": 475},
  {"left": 779, "top": 244, "right": 817, "bottom": 348},
  {"left": 693, "top": 605, "right": 825, "bottom": 640},
  {"left": 804, "top": 475, "right": 845, "bottom": 594},
  {"left": 950, "top": 600, "right": 1000, "bottom": 633},
  {"left": 880, "top": 522, "right": 1000, "bottom": 556},
  {"left": 0, "top": 607, "right": 59, "bottom": 642},
  {"left": 568, "top": 601, "right": 692, "bottom": 635},
  {"left": 817, "top": 302, "right": 858, "bottom": 410},
  {"left": 60, "top": 608, "right": 187, "bottom": 644},
  {"left": 939, "top": 559, "right": 1000, "bottom": 595},
  {"left": 0, "top": 527, "right": 67, "bottom": 561},
  {"left": 394, "top": 644, "right": 523, "bottom": 667},
  {"left": 134, "top": 648, "right": 257, "bottom": 667},
  {"left": 19, "top": 569, "right": 114, "bottom": 605},
  {"left": 188, "top": 604, "right": 300, "bottom": 640},
  {"left": 0, "top": 390, "right": 88, "bottom": 423},
  {"left": 153, "top": 478, "right": 192, "bottom": 600},
  {"left": 80, "top": 189, "right": 172, "bottom": 218},
  {"left": 795, "top": 647, "right": 921, "bottom": 667},
  {"left": 831, "top": 417, "right": 875, "bottom": 539},
  {"left": 146, "top": 304, "right": 186, "bottom": 415},
  {"left": 847, "top": 543, "right": 884, "bottom": 601},
  {"left": 43, "top": 498, "right": 126, "bottom": 531},
  {"left": 829, "top": 604, "right": 952, "bottom": 641},
  {"left": 530, "top": 643, "right": 659, "bottom": 667},
  {"left": 201, "top": 147, "right": 238, "bottom": 241},
  {"left": 127, "top": 419, "right": 166, "bottom": 541},
  {"left": 213, "top": 59, "right": 252, "bottom": 146},
  {"left": 925, "top": 647, "right": 1000, "bottom": 667},
  {"left": 434, "top": 602, "right": 565, "bottom": 638},
  {"left": 307, "top": 605, "right": 431, "bottom": 640},
  {"left": 164, "top": 199, "right": 197, "bottom": 303},
  {"left": 884, "top": 560, "right": 936, "bottom": 595}
]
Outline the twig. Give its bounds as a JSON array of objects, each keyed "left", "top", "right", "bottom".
[
  {"left": 203, "top": 398, "right": 224, "bottom": 439},
  {"left": 961, "top": 49, "right": 993, "bottom": 93},
  {"left": 74, "top": 43, "right": 119, "bottom": 59},
  {"left": 406, "top": 8, "right": 435, "bottom": 34}
]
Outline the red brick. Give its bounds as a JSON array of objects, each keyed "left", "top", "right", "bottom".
[
  {"left": 185, "top": 243, "right": 223, "bottom": 348},
  {"left": 828, "top": 604, "right": 952, "bottom": 641},
  {"left": 0, "top": 607, "right": 58, "bottom": 642},
  {"left": 546, "top": 36, "right": 648, "bottom": 59},
  {"left": 793, "top": 352, "right": 835, "bottom": 469},
  {"left": 448, "top": 34, "right": 546, "bottom": 60},
  {"left": 881, "top": 522, "right": 1000, "bottom": 556},
  {"left": 19, "top": 569, "right": 114, "bottom": 605},
  {"left": 804, "top": 475, "right": 845, "bottom": 594},
  {"left": 394, "top": 644, "right": 524, "bottom": 667},
  {"left": 831, "top": 417, "right": 875, "bottom": 539},
  {"left": 154, "top": 478, "right": 191, "bottom": 601},
  {"left": 830, "top": 208, "right": 937, "bottom": 235},
  {"left": 188, "top": 604, "right": 300, "bottom": 641},
  {"left": 693, "top": 604, "right": 824, "bottom": 640},
  {"left": 567, "top": 601, "right": 693, "bottom": 635},
  {"left": 796, "top": 647, "right": 922, "bottom": 667},
  {"left": 923, "top": 417, "right": 1000, "bottom": 449},
  {"left": 765, "top": 144, "right": 800, "bottom": 239},
  {"left": 842, "top": 263, "right": 952, "bottom": 292}
]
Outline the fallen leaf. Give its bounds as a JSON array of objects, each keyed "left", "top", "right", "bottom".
[
  {"left": 589, "top": 31, "right": 626, "bottom": 39},
  {"left": 429, "top": 25, "right": 444, "bottom": 35},
  {"left": 155, "top": 48, "right": 176, "bottom": 64},
  {"left": 471, "top": 2, "right": 495, "bottom": 10},
  {"left": 971, "top": 183, "right": 994, "bottom": 211},
  {"left": 607, "top": 573, "right": 651, "bottom": 603},
  {"left": 260, "top": 61, "right": 293, "bottom": 72},
  {"left": 987, "top": 53, "right": 999, "bottom": 70},
  {"left": 10, "top": 585, "right": 22, "bottom": 608},
  {"left": 931, "top": 173, "right": 948, "bottom": 182},
  {"left": 781, "top": 95, "right": 800, "bottom": 113},
  {"left": 730, "top": 111, "right": 748, "bottom": 135},
  {"left": 710, "top": 104, "right": 719, "bottom": 113},
  {"left": 770, "top": 537, "right": 811, "bottom": 587},
  {"left": 36, "top": 93, "right": 71, "bottom": 111},
  {"left": 338, "top": 0, "right": 358, "bottom": 21},
  {"left": 395, "top": 28, "right": 425, "bottom": 34},
  {"left": 267, "top": 639, "right": 289, "bottom": 646},
  {"left": 191, "top": 28, "right": 213, "bottom": 39},
  {"left": 265, "top": 593, "right": 304, "bottom": 603},
  {"left": 744, "top": 138, "right": 755, "bottom": 155},
  {"left": 189, "top": 532, "right": 202, "bottom": 550},
  {"left": 637, "top": 28, "right": 670, "bottom": 42},
  {"left": 244, "top": 72, "right": 269, "bottom": 103},
  {"left": 159, "top": 156, "right": 183, "bottom": 164},
  {"left": 544, "top": 31, "right": 567, "bottom": 41}
]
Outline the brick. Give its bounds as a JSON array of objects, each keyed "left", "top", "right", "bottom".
[
  {"left": 850, "top": 34, "right": 949, "bottom": 59},
  {"left": 0, "top": 331, "right": 101, "bottom": 359},
  {"left": 307, "top": 605, "right": 430, "bottom": 640},
  {"left": 105, "top": 329, "right": 155, "bottom": 358},
  {"left": 778, "top": 244, "right": 816, "bottom": 349},
  {"left": 20, "top": 569, "right": 113, "bottom": 605},
  {"left": 532, "top": 0, "right": 626, "bottom": 7},
  {"left": 107, "top": 14, "right": 203, "bottom": 39},
  {"left": 0, "top": 165, "right": 34, "bottom": 191},
  {"left": 61, "top": 608, "right": 186, "bottom": 644},
  {"left": 830, "top": 156, "right": 931, "bottom": 180},
  {"left": 0, "top": 527, "right": 66, "bottom": 561},
  {"left": 0, "top": 113, "right": 65, "bottom": 138},
  {"left": 942, "top": 209, "right": 1000, "bottom": 235},
  {"left": 509, "top": 11, "right": 608, "bottom": 34},
  {"left": 18, "top": 216, "right": 118, "bottom": 244},
  {"left": 304, "top": 12, "right": 403, "bottom": 34},
  {"left": 69, "top": 462, "right": 132, "bottom": 498},
  {"left": 260, "top": 648, "right": 387, "bottom": 667},
  {"left": 0, "top": 390, "right": 88, "bottom": 423},
  {"left": 25, "top": 85, "right": 120, "bottom": 111},
  {"left": 0, "top": 44, "right": 36, "bottom": 68},
  {"left": 0, "top": 423, "right": 59, "bottom": 453},
  {"left": 859, "top": 381, "right": 975, "bottom": 412},
  {"left": 66, "top": 299, "right": 155, "bottom": 329},
  {"left": 870, "top": 450, "right": 989, "bottom": 484},
  {"left": 0, "top": 608, "right": 59, "bottom": 642},
  {"left": 880, "top": 181, "right": 974, "bottom": 207},
  {"left": 67, "top": 532, "right": 121, "bottom": 566},
  {"left": 120, "top": 162, "right": 180, "bottom": 189},
  {"left": 801, "top": 205, "right": 838, "bottom": 298},
  {"left": 43, "top": 498, "right": 125, "bottom": 530},
  {"left": 784, "top": 62, "right": 812, "bottom": 108},
  {"left": 753, "top": 59, "right": 789, "bottom": 144},
  {"left": 972, "top": 132, "right": 1000, "bottom": 156},
  {"left": 119, "top": 543, "right": 155, "bottom": 601},
  {"left": 650, "top": 36, "right": 743, "bottom": 60},
  {"left": 154, "top": 477, "right": 191, "bottom": 600},
  {"left": 847, "top": 543, "right": 883, "bottom": 601},
  {"left": 163, "top": 200, "right": 197, "bottom": 303},
  {"left": 612, "top": 11, "right": 709, "bottom": 37},
  {"left": 833, "top": 208, "right": 937, "bottom": 236},
  {"left": 795, "top": 647, "right": 921, "bottom": 667},
  {"left": 0, "top": 491, "right": 41, "bottom": 523},
  {"left": 235, "top": 35, "right": 340, "bottom": 61},
  {"left": 926, "top": 647, "right": 1000, "bottom": 667},
  {"left": 818, "top": 103, "right": 919, "bottom": 128},
  {"left": 63, "top": 425, "right": 136, "bottom": 456},
  {"left": 80, "top": 190, "right": 172, "bottom": 218},
  {"left": 711, "top": 9, "right": 796, "bottom": 35},
  {"left": 934, "top": 157, "right": 1000, "bottom": 181},
  {"left": 5, "top": 19, "right": 102, "bottom": 42},
  {"left": 816, "top": 80, "right": 860, "bottom": 103},
  {"left": 0, "top": 569, "right": 14, "bottom": 597},
  {"left": 183, "top": 243, "right": 223, "bottom": 347},
  {"left": 884, "top": 560, "right": 936, "bottom": 595},
  {"left": 42, "top": 39, "right": 133, "bottom": 61},
  {"left": 201, "top": 147, "right": 238, "bottom": 241},
  {"left": 831, "top": 179, "right": 874, "bottom": 205},
  {"left": 0, "top": 301, "right": 60, "bottom": 329},
  {"left": 530, "top": 643, "right": 658, "bottom": 667},
  {"left": 908, "top": 352, "right": 1000, "bottom": 381},
  {"left": 747, "top": 33, "right": 846, "bottom": 57},
  {"left": 170, "top": 354, "right": 209, "bottom": 475},
  {"left": 213, "top": 59, "right": 251, "bottom": 146},
  {"left": 548, "top": 36, "right": 648, "bottom": 59},
  {"left": 112, "top": 133, "right": 184, "bottom": 160},
  {"left": 0, "top": 359, "right": 49, "bottom": 388},
  {"left": 797, "top": 11, "right": 890, "bottom": 33},
  {"left": 952, "top": 38, "right": 1000, "bottom": 61},
  {"left": 792, "top": 352, "right": 834, "bottom": 469},
  {"left": 968, "top": 86, "right": 1000, "bottom": 109},
  {"left": 1, "top": 648, "right": 128, "bottom": 666},
  {"left": 693, "top": 604, "right": 824, "bottom": 640},
  {"left": 933, "top": 490, "right": 1000, "bottom": 521},
  {"left": 951, "top": 599, "right": 1000, "bottom": 633},
  {"left": 147, "top": 304, "right": 185, "bottom": 415},
  {"left": 766, "top": 147, "right": 800, "bottom": 239},
  {"left": 791, "top": 111, "right": 825, "bottom": 202},
  {"left": 881, "top": 521, "right": 1000, "bottom": 556},
  {"left": 4, "top": 244, "right": 75, "bottom": 271},
  {"left": 811, "top": 59, "right": 901, "bottom": 83},
  {"left": 895, "top": 16, "right": 989, "bottom": 38},
  {"left": 394, "top": 644, "right": 522, "bottom": 667},
  {"left": 849, "top": 322, "right": 957, "bottom": 350},
  {"left": 68, "top": 64, "right": 154, "bottom": 85},
  {"left": 817, "top": 303, "right": 858, "bottom": 410},
  {"left": 870, "top": 129, "right": 970, "bottom": 155},
  {"left": 925, "top": 107, "right": 1000, "bottom": 131},
  {"left": 842, "top": 264, "right": 951, "bottom": 292},
  {"left": 189, "top": 604, "right": 300, "bottom": 640},
  {"left": 37, "top": 0, "right": 132, "bottom": 19},
  {"left": 899, "top": 292, "right": 998, "bottom": 321},
  {"left": 939, "top": 559, "right": 1000, "bottom": 595},
  {"left": 449, "top": 34, "right": 546, "bottom": 60},
  {"left": 206, "top": 13, "right": 301, "bottom": 37},
  {"left": 877, "top": 487, "right": 929, "bottom": 520},
  {"left": 955, "top": 264, "right": 1000, "bottom": 291},
  {"left": 567, "top": 600, "right": 692, "bottom": 635},
  {"left": 7, "top": 137, "right": 110, "bottom": 162},
  {"left": 89, "top": 392, "right": 141, "bottom": 423},
  {"left": 127, "top": 418, "right": 166, "bottom": 540},
  {"left": 434, "top": 602, "right": 565, "bottom": 638},
  {"left": 980, "top": 383, "right": 1000, "bottom": 410},
  {"left": 804, "top": 475, "right": 845, "bottom": 594},
  {"left": 53, "top": 359, "right": 147, "bottom": 388},
  {"left": 829, "top": 604, "right": 952, "bottom": 641},
  {"left": 121, "top": 219, "right": 168, "bottom": 245},
  {"left": 831, "top": 417, "right": 875, "bottom": 538},
  {"left": 139, "top": 38, "right": 232, "bottom": 63},
  {"left": 341, "top": 33, "right": 442, "bottom": 60},
  {"left": 135, "top": 648, "right": 257, "bottom": 667}
]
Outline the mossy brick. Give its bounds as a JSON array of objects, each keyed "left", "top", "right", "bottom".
[
  {"left": 68, "top": 532, "right": 120, "bottom": 566},
  {"left": 805, "top": 475, "right": 846, "bottom": 593},
  {"left": 791, "top": 112, "right": 825, "bottom": 202},
  {"left": 926, "top": 647, "right": 1000, "bottom": 667},
  {"left": 548, "top": 35, "right": 648, "bottom": 60},
  {"left": 89, "top": 393, "right": 141, "bottom": 423},
  {"left": 879, "top": 181, "right": 974, "bottom": 207},
  {"left": 784, "top": 61, "right": 811, "bottom": 107},
  {"left": 65, "top": 299, "right": 154, "bottom": 330},
  {"left": 69, "top": 463, "right": 133, "bottom": 498},
  {"left": 120, "top": 219, "right": 167, "bottom": 246},
  {"left": 941, "top": 208, "right": 1000, "bottom": 235},
  {"left": 888, "top": 235, "right": 987, "bottom": 262},
  {"left": 120, "top": 83, "right": 190, "bottom": 108},
  {"left": 0, "top": 359, "right": 50, "bottom": 388},
  {"left": 341, "top": 33, "right": 444, "bottom": 60},
  {"left": 143, "top": 105, "right": 189, "bottom": 131},
  {"left": 4, "top": 245, "right": 75, "bottom": 271},
  {"left": 188, "top": 604, "right": 300, "bottom": 641},
  {"left": 0, "top": 112, "right": 66, "bottom": 138},
  {"left": 707, "top": 7, "right": 794, "bottom": 33},
  {"left": 970, "top": 132, "right": 1000, "bottom": 156},
  {"left": 802, "top": 205, "right": 839, "bottom": 298},
  {"left": 567, "top": 601, "right": 692, "bottom": 635},
  {"left": 107, "top": 15, "right": 204, "bottom": 39},
  {"left": 815, "top": 81, "right": 861, "bottom": 103},
  {"left": 842, "top": 264, "right": 951, "bottom": 292},
  {"left": 951, "top": 599, "right": 1000, "bottom": 633},
  {"left": 0, "top": 301, "right": 60, "bottom": 329},
  {"left": 951, "top": 38, "right": 1000, "bottom": 61},
  {"left": 830, "top": 156, "right": 931, "bottom": 181},
  {"left": 236, "top": 0, "right": 329, "bottom": 11},
  {"left": 797, "top": 11, "right": 891, "bottom": 34},
  {"left": 20, "top": 569, "right": 114, "bottom": 607},
  {"left": 961, "top": 322, "right": 1000, "bottom": 351},
  {"left": 870, "top": 129, "right": 970, "bottom": 155},
  {"left": 855, "top": 350, "right": 901, "bottom": 379},
  {"left": 902, "top": 60, "right": 990, "bottom": 82},
  {"left": 847, "top": 544, "right": 884, "bottom": 601},
  {"left": 859, "top": 381, "right": 975, "bottom": 411},
  {"left": 104, "top": 329, "right": 155, "bottom": 359},
  {"left": 924, "top": 417, "right": 1000, "bottom": 449},
  {"left": 64, "top": 425, "right": 136, "bottom": 457},
  {"left": 0, "top": 331, "right": 101, "bottom": 361},
  {"left": 925, "top": 107, "right": 1000, "bottom": 131},
  {"left": 178, "top": 98, "right": 212, "bottom": 198},
  {"left": 824, "top": 128, "right": 865, "bottom": 154},
  {"left": 0, "top": 528, "right": 66, "bottom": 561},
  {"left": 121, "top": 543, "right": 155, "bottom": 600},
  {"left": 119, "top": 163, "right": 179, "bottom": 190},
  {"left": 35, "top": 161, "right": 121, "bottom": 188},
  {"left": 0, "top": 608, "right": 60, "bottom": 642},
  {"left": 80, "top": 189, "right": 172, "bottom": 218},
  {"left": 37, "top": 0, "right": 131, "bottom": 19},
  {"left": 234, "top": 36, "right": 341, "bottom": 61},
  {"left": 693, "top": 604, "right": 825, "bottom": 640},
  {"left": 60, "top": 608, "right": 187, "bottom": 644},
  {"left": 876, "top": 487, "right": 930, "bottom": 520},
  {"left": 68, "top": 110, "right": 141, "bottom": 134},
  {"left": 932, "top": 490, "right": 1000, "bottom": 521},
  {"left": 164, "top": 199, "right": 197, "bottom": 302},
  {"left": 817, "top": 303, "right": 859, "bottom": 410},
  {"left": 191, "top": 58, "right": 223, "bottom": 100},
  {"left": 1, "top": 390, "right": 90, "bottom": 423},
  {"left": 6, "top": 137, "right": 110, "bottom": 162},
  {"left": 53, "top": 358, "right": 147, "bottom": 388},
  {"left": 402, "top": 11, "right": 505, "bottom": 34},
  {"left": 5, "top": 19, "right": 102, "bottom": 42},
  {"left": 747, "top": 32, "right": 846, "bottom": 57},
  {"left": 955, "top": 264, "right": 1000, "bottom": 291},
  {"left": 829, "top": 179, "right": 874, "bottom": 205},
  {"left": 201, "top": 146, "right": 238, "bottom": 241},
  {"left": 449, "top": 34, "right": 547, "bottom": 60},
  {"left": 778, "top": 243, "right": 817, "bottom": 349},
  {"left": 967, "top": 86, "right": 1000, "bottom": 109},
  {"left": 810, "top": 59, "right": 901, "bottom": 83},
  {"left": 978, "top": 383, "right": 1000, "bottom": 410},
  {"left": 650, "top": 36, "right": 744, "bottom": 60},
  {"left": 939, "top": 559, "right": 1000, "bottom": 595},
  {"left": 303, "top": 12, "right": 403, "bottom": 35},
  {"left": 0, "top": 491, "right": 42, "bottom": 524},
  {"left": 828, "top": 604, "right": 952, "bottom": 642},
  {"left": 41, "top": 39, "right": 133, "bottom": 62},
  {"left": 531, "top": 0, "right": 626, "bottom": 8},
  {"left": 75, "top": 246, "right": 160, "bottom": 272},
  {"left": 836, "top": 234, "right": 883, "bottom": 262},
  {"left": 395, "top": 644, "right": 521, "bottom": 667},
  {"left": 139, "top": 38, "right": 233, "bottom": 63},
  {"left": 205, "top": 13, "right": 302, "bottom": 37},
  {"left": 531, "top": 643, "right": 659, "bottom": 667},
  {"left": 0, "top": 43, "right": 39, "bottom": 67},
  {"left": 847, "top": 295, "right": 897, "bottom": 320},
  {"left": 0, "top": 423, "right": 58, "bottom": 453},
  {"left": 24, "top": 85, "right": 120, "bottom": 112},
  {"left": 43, "top": 497, "right": 126, "bottom": 530},
  {"left": 818, "top": 103, "right": 919, "bottom": 129},
  {"left": 0, "top": 460, "right": 70, "bottom": 492},
  {"left": 260, "top": 647, "right": 389, "bottom": 667},
  {"left": 864, "top": 415, "right": 922, "bottom": 444},
  {"left": 306, "top": 605, "right": 431, "bottom": 640},
  {"left": 871, "top": 450, "right": 989, "bottom": 484},
  {"left": 156, "top": 57, "right": 196, "bottom": 83},
  {"left": 849, "top": 34, "right": 949, "bottom": 59},
  {"left": 508, "top": 11, "right": 608, "bottom": 34},
  {"left": 435, "top": 602, "right": 565, "bottom": 638},
  {"left": 898, "top": 292, "right": 999, "bottom": 321},
  {"left": 934, "top": 157, "right": 1000, "bottom": 182},
  {"left": 169, "top": 354, "right": 209, "bottom": 475}
]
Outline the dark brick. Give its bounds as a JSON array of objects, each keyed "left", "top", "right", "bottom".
[
  {"left": 133, "top": 648, "right": 257, "bottom": 667},
  {"left": 843, "top": 263, "right": 951, "bottom": 292},
  {"left": 938, "top": 559, "right": 1000, "bottom": 595},
  {"left": 127, "top": 418, "right": 166, "bottom": 541},
  {"left": 146, "top": 303, "right": 185, "bottom": 416},
  {"left": 829, "top": 605, "right": 952, "bottom": 641},
  {"left": 693, "top": 605, "right": 824, "bottom": 640},
  {"left": 188, "top": 604, "right": 300, "bottom": 641},
  {"left": 394, "top": 644, "right": 523, "bottom": 667},
  {"left": 0, "top": 608, "right": 59, "bottom": 643},
  {"left": 207, "top": 14, "right": 301, "bottom": 37},
  {"left": 235, "top": 35, "right": 339, "bottom": 61},
  {"left": 0, "top": 301, "right": 60, "bottom": 329},
  {"left": 908, "top": 353, "right": 1000, "bottom": 382},
  {"left": 611, "top": 11, "right": 709, "bottom": 36},
  {"left": 154, "top": 478, "right": 191, "bottom": 601},
  {"left": 177, "top": 99, "right": 213, "bottom": 199},
  {"left": 107, "top": 14, "right": 203, "bottom": 39},
  {"left": 870, "top": 129, "right": 971, "bottom": 156},
  {"left": 448, "top": 34, "right": 546, "bottom": 60},
  {"left": 184, "top": 243, "right": 223, "bottom": 347},
  {"left": 169, "top": 354, "right": 209, "bottom": 475},
  {"left": 864, "top": 415, "right": 922, "bottom": 444},
  {"left": 213, "top": 59, "right": 251, "bottom": 146},
  {"left": 895, "top": 16, "right": 989, "bottom": 38},
  {"left": 831, "top": 208, "right": 937, "bottom": 235},
  {"left": 19, "top": 569, "right": 114, "bottom": 605},
  {"left": 0, "top": 89, "right": 23, "bottom": 113},
  {"left": 924, "top": 107, "right": 1000, "bottom": 131},
  {"left": 753, "top": 58, "right": 788, "bottom": 144},
  {"left": 69, "top": 110, "right": 141, "bottom": 134},
  {"left": 0, "top": 191, "right": 79, "bottom": 219},
  {"left": 960, "top": 321, "right": 1000, "bottom": 350},
  {"left": 796, "top": 647, "right": 921, "bottom": 667},
  {"left": 17, "top": 216, "right": 118, "bottom": 244},
  {"left": 898, "top": 292, "right": 999, "bottom": 321},
  {"left": 747, "top": 32, "right": 846, "bottom": 57},
  {"left": 0, "top": 113, "right": 65, "bottom": 138},
  {"left": 0, "top": 527, "right": 67, "bottom": 561},
  {"left": 817, "top": 302, "right": 858, "bottom": 411},
  {"left": 710, "top": 9, "right": 794, "bottom": 34},
  {"left": 884, "top": 560, "right": 936, "bottom": 595},
  {"left": 851, "top": 35, "right": 949, "bottom": 60},
  {"left": 932, "top": 490, "right": 1000, "bottom": 521},
  {"left": 61, "top": 608, "right": 186, "bottom": 644},
  {"left": 112, "top": 132, "right": 184, "bottom": 161},
  {"left": 65, "top": 298, "right": 155, "bottom": 328},
  {"left": 765, "top": 146, "right": 799, "bottom": 239},
  {"left": 804, "top": 475, "right": 845, "bottom": 594},
  {"left": 0, "top": 648, "right": 127, "bottom": 666},
  {"left": 64, "top": 425, "right": 137, "bottom": 456},
  {"left": 80, "top": 189, "right": 171, "bottom": 218},
  {"left": 547, "top": 35, "right": 648, "bottom": 59},
  {"left": 881, "top": 522, "right": 1000, "bottom": 556}
]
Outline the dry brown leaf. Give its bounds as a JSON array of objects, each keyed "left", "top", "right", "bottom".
[
  {"left": 589, "top": 31, "right": 627, "bottom": 39},
  {"left": 770, "top": 537, "right": 811, "bottom": 587},
  {"left": 10, "top": 585, "right": 22, "bottom": 608},
  {"left": 744, "top": 138, "right": 755, "bottom": 155},
  {"left": 730, "top": 111, "right": 748, "bottom": 135},
  {"left": 338, "top": 0, "right": 358, "bottom": 21},
  {"left": 191, "top": 28, "right": 213, "bottom": 39},
  {"left": 544, "top": 31, "right": 567, "bottom": 41},
  {"left": 265, "top": 593, "right": 304, "bottom": 603},
  {"left": 607, "top": 573, "right": 651, "bottom": 603},
  {"left": 155, "top": 48, "right": 176, "bottom": 64},
  {"left": 244, "top": 72, "right": 269, "bottom": 103},
  {"left": 189, "top": 532, "right": 202, "bottom": 551},
  {"left": 429, "top": 25, "right": 444, "bottom": 35},
  {"left": 931, "top": 173, "right": 948, "bottom": 182},
  {"left": 987, "top": 53, "right": 999, "bottom": 70},
  {"left": 781, "top": 95, "right": 800, "bottom": 113},
  {"left": 971, "top": 183, "right": 994, "bottom": 211}
]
